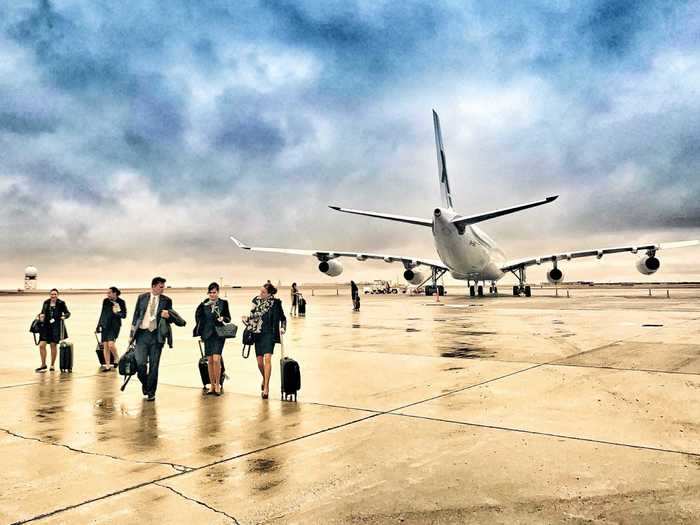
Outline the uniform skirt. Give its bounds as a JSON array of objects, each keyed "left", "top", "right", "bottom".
[
  {"left": 254, "top": 331, "right": 275, "bottom": 357},
  {"left": 203, "top": 335, "right": 225, "bottom": 356},
  {"left": 101, "top": 325, "right": 121, "bottom": 343}
]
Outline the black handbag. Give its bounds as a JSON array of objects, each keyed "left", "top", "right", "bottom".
[
  {"left": 241, "top": 328, "right": 256, "bottom": 358},
  {"left": 29, "top": 318, "right": 42, "bottom": 346},
  {"left": 215, "top": 322, "right": 238, "bottom": 339},
  {"left": 29, "top": 318, "right": 41, "bottom": 334}
]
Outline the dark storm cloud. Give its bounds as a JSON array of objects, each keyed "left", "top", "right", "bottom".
[
  {"left": 0, "top": 0, "right": 699, "bottom": 285},
  {"left": 0, "top": 111, "right": 56, "bottom": 134}
]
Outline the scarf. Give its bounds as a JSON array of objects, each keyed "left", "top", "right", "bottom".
[{"left": 244, "top": 296, "right": 274, "bottom": 334}]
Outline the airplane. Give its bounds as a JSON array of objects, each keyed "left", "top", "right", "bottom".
[{"left": 231, "top": 110, "right": 699, "bottom": 297}]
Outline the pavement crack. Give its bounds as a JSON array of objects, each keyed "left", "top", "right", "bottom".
[
  {"left": 0, "top": 427, "right": 191, "bottom": 473},
  {"left": 155, "top": 482, "right": 241, "bottom": 523}
]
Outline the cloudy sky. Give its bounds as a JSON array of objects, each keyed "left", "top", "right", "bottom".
[{"left": 1, "top": 0, "right": 699, "bottom": 289}]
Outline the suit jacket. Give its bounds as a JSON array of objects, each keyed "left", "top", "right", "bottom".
[
  {"left": 193, "top": 298, "right": 232, "bottom": 340},
  {"left": 40, "top": 299, "right": 71, "bottom": 340},
  {"left": 265, "top": 298, "right": 287, "bottom": 344},
  {"left": 97, "top": 297, "right": 127, "bottom": 332},
  {"left": 130, "top": 293, "right": 173, "bottom": 340},
  {"left": 158, "top": 309, "right": 186, "bottom": 348}
]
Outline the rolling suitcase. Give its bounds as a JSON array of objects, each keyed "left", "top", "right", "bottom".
[
  {"left": 279, "top": 336, "right": 300, "bottom": 401},
  {"left": 118, "top": 344, "right": 138, "bottom": 391},
  {"left": 59, "top": 321, "right": 73, "bottom": 373},
  {"left": 95, "top": 333, "right": 116, "bottom": 366},
  {"left": 298, "top": 296, "right": 306, "bottom": 316},
  {"left": 198, "top": 340, "right": 226, "bottom": 391}
]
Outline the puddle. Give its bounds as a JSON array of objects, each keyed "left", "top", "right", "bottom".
[
  {"left": 440, "top": 347, "right": 495, "bottom": 359},
  {"left": 405, "top": 328, "right": 421, "bottom": 333},
  {"left": 642, "top": 324, "right": 664, "bottom": 327},
  {"left": 248, "top": 457, "right": 279, "bottom": 473}
]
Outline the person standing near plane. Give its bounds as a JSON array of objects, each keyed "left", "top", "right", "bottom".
[
  {"left": 193, "top": 282, "right": 231, "bottom": 396},
  {"left": 96, "top": 286, "right": 127, "bottom": 371},
  {"left": 130, "top": 277, "right": 173, "bottom": 401},
  {"left": 350, "top": 280, "right": 359, "bottom": 311},
  {"left": 242, "top": 283, "right": 286, "bottom": 399},
  {"left": 35, "top": 288, "right": 71, "bottom": 372},
  {"left": 290, "top": 282, "right": 299, "bottom": 316}
]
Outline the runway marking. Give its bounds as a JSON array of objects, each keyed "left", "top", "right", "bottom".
[
  {"left": 0, "top": 427, "right": 191, "bottom": 472},
  {"left": 154, "top": 482, "right": 241, "bottom": 524},
  {"left": 544, "top": 362, "right": 700, "bottom": 377},
  {"left": 386, "top": 412, "right": 700, "bottom": 458}
]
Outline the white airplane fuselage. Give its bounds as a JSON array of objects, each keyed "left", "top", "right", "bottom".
[{"left": 432, "top": 207, "right": 506, "bottom": 282}]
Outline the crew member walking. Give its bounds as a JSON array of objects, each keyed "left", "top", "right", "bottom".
[
  {"left": 290, "top": 282, "right": 299, "bottom": 316},
  {"left": 242, "top": 283, "right": 286, "bottom": 399},
  {"left": 193, "top": 282, "right": 231, "bottom": 396},
  {"left": 96, "top": 286, "right": 127, "bottom": 371},
  {"left": 130, "top": 277, "right": 173, "bottom": 401},
  {"left": 35, "top": 288, "right": 71, "bottom": 372}
]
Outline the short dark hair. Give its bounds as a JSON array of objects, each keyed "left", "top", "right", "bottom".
[
  {"left": 109, "top": 286, "right": 121, "bottom": 296},
  {"left": 151, "top": 277, "right": 166, "bottom": 287},
  {"left": 264, "top": 283, "right": 277, "bottom": 295},
  {"left": 207, "top": 282, "right": 220, "bottom": 292},
  {"left": 50, "top": 288, "right": 59, "bottom": 294}
]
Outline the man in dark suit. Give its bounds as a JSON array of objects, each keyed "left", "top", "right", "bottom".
[{"left": 130, "top": 276, "right": 173, "bottom": 401}]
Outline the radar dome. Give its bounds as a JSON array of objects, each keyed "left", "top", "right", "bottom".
[{"left": 24, "top": 266, "right": 38, "bottom": 278}]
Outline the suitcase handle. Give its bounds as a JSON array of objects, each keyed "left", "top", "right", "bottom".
[{"left": 198, "top": 339, "right": 205, "bottom": 358}]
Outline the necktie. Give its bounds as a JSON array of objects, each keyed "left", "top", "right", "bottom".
[{"left": 148, "top": 295, "right": 157, "bottom": 331}]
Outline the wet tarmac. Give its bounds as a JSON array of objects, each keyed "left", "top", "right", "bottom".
[{"left": 1, "top": 288, "right": 699, "bottom": 524}]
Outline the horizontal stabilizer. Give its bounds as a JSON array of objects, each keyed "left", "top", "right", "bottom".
[
  {"left": 451, "top": 195, "right": 558, "bottom": 227},
  {"left": 328, "top": 206, "right": 432, "bottom": 227}
]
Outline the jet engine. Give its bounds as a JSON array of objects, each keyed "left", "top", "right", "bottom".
[
  {"left": 403, "top": 269, "right": 425, "bottom": 285},
  {"left": 318, "top": 260, "right": 343, "bottom": 277},
  {"left": 546, "top": 267, "right": 564, "bottom": 284},
  {"left": 636, "top": 255, "right": 660, "bottom": 275}
]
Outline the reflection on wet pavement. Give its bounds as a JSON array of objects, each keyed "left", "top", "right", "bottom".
[{"left": 1, "top": 288, "right": 700, "bottom": 523}]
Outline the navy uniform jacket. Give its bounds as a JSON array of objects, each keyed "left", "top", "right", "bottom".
[{"left": 130, "top": 293, "right": 173, "bottom": 340}]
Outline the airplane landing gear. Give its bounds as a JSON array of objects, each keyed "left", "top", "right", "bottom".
[
  {"left": 510, "top": 266, "right": 531, "bottom": 297},
  {"left": 477, "top": 285, "right": 484, "bottom": 297},
  {"left": 469, "top": 284, "right": 475, "bottom": 297}
]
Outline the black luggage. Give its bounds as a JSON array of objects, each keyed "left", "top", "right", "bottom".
[
  {"left": 198, "top": 341, "right": 226, "bottom": 390},
  {"left": 118, "top": 345, "right": 138, "bottom": 391},
  {"left": 279, "top": 337, "right": 300, "bottom": 401},
  {"left": 298, "top": 296, "right": 306, "bottom": 316},
  {"left": 59, "top": 342, "right": 73, "bottom": 372},
  {"left": 59, "top": 321, "right": 73, "bottom": 372},
  {"left": 95, "top": 333, "right": 116, "bottom": 366}
]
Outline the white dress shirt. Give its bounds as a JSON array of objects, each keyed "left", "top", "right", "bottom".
[{"left": 139, "top": 293, "right": 160, "bottom": 330}]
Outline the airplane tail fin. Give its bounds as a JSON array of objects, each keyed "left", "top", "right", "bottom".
[{"left": 433, "top": 110, "right": 454, "bottom": 209}]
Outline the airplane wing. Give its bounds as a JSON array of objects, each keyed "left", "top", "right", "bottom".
[
  {"left": 500, "top": 240, "right": 700, "bottom": 271},
  {"left": 231, "top": 237, "right": 448, "bottom": 270}
]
